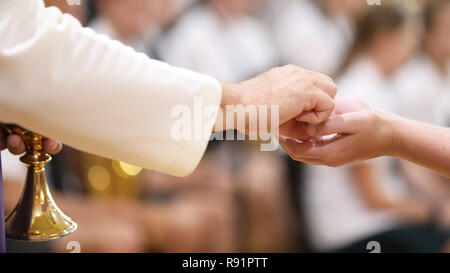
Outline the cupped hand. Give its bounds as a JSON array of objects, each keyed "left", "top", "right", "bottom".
[{"left": 279, "top": 97, "right": 396, "bottom": 167}]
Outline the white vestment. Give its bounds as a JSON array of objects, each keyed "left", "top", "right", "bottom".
[{"left": 0, "top": 0, "right": 222, "bottom": 177}]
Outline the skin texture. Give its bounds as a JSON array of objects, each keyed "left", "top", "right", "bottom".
[
  {"left": 218, "top": 65, "right": 337, "bottom": 135},
  {"left": 279, "top": 97, "right": 450, "bottom": 178}
]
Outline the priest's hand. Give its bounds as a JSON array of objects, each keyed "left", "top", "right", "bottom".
[
  {"left": 219, "top": 65, "right": 337, "bottom": 135},
  {"left": 0, "top": 125, "right": 62, "bottom": 155}
]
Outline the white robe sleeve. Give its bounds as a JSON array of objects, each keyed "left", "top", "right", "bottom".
[{"left": 0, "top": 0, "right": 222, "bottom": 177}]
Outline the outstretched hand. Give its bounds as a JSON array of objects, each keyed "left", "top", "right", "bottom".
[
  {"left": 0, "top": 125, "right": 62, "bottom": 155},
  {"left": 279, "top": 97, "right": 396, "bottom": 167},
  {"left": 219, "top": 65, "right": 337, "bottom": 135}
]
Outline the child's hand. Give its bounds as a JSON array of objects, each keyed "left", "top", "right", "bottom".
[{"left": 279, "top": 97, "right": 396, "bottom": 167}]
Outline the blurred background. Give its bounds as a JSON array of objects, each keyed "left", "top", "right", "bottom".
[{"left": 1, "top": 0, "right": 449, "bottom": 253}]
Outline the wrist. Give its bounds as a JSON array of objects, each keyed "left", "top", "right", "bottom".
[
  {"left": 381, "top": 113, "right": 404, "bottom": 158},
  {"left": 215, "top": 81, "right": 242, "bottom": 131},
  {"left": 219, "top": 81, "right": 241, "bottom": 108}
]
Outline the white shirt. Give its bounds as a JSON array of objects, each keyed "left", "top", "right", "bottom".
[
  {"left": 393, "top": 54, "right": 450, "bottom": 127},
  {"left": 0, "top": 0, "right": 222, "bottom": 177},
  {"left": 304, "top": 56, "right": 406, "bottom": 251},
  {"left": 157, "top": 5, "right": 277, "bottom": 82},
  {"left": 273, "top": 0, "right": 354, "bottom": 75}
]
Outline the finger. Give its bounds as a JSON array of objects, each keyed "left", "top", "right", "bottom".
[
  {"left": 280, "top": 134, "right": 348, "bottom": 161},
  {"left": 296, "top": 111, "right": 322, "bottom": 125},
  {"left": 296, "top": 90, "right": 335, "bottom": 125},
  {"left": 43, "top": 139, "right": 62, "bottom": 154},
  {"left": 279, "top": 119, "right": 311, "bottom": 140},
  {"left": 307, "top": 113, "right": 357, "bottom": 137},
  {"left": 0, "top": 129, "right": 6, "bottom": 150},
  {"left": 6, "top": 134, "right": 26, "bottom": 155},
  {"left": 280, "top": 140, "right": 327, "bottom": 165},
  {"left": 279, "top": 138, "right": 327, "bottom": 165},
  {"left": 311, "top": 73, "right": 337, "bottom": 98},
  {"left": 279, "top": 135, "right": 326, "bottom": 159}
]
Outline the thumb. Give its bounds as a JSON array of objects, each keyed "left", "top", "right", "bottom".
[{"left": 307, "top": 112, "right": 357, "bottom": 137}]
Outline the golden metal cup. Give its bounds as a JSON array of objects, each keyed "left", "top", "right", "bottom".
[{"left": 1, "top": 124, "right": 77, "bottom": 241}]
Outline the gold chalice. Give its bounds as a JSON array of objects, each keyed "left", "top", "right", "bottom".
[{"left": 1, "top": 124, "right": 77, "bottom": 241}]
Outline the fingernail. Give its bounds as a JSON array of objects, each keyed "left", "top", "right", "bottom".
[
  {"left": 48, "top": 141, "right": 58, "bottom": 151},
  {"left": 9, "top": 138, "right": 20, "bottom": 148}
]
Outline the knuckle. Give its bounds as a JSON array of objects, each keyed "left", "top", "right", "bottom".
[
  {"left": 306, "top": 70, "right": 316, "bottom": 76},
  {"left": 283, "top": 64, "right": 297, "bottom": 72},
  {"left": 299, "top": 79, "right": 315, "bottom": 90},
  {"left": 361, "top": 110, "right": 378, "bottom": 124},
  {"left": 286, "top": 64, "right": 298, "bottom": 69},
  {"left": 323, "top": 82, "right": 337, "bottom": 97},
  {"left": 323, "top": 74, "right": 334, "bottom": 82}
]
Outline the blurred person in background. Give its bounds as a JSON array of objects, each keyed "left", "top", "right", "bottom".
[
  {"left": 90, "top": 0, "right": 196, "bottom": 56},
  {"left": 156, "top": 0, "right": 298, "bottom": 252},
  {"left": 84, "top": 0, "right": 236, "bottom": 252},
  {"left": 302, "top": 5, "right": 448, "bottom": 252},
  {"left": 394, "top": 0, "right": 450, "bottom": 127},
  {"left": 157, "top": 0, "right": 277, "bottom": 82},
  {"left": 271, "top": 0, "right": 367, "bottom": 76},
  {"left": 268, "top": 0, "right": 368, "bottom": 250},
  {"left": 90, "top": 0, "right": 168, "bottom": 55},
  {"left": 392, "top": 0, "right": 450, "bottom": 232},
  {"left": 91, "top": 0, "right": 240, "bottom": 252},
  {"left": 140, "top": 146, "right": 236, "bottom": 252},
  {"left": 234, "top": 143, "right": 299, "bottom": 252}
]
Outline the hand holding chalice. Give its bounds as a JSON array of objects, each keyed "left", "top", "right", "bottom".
[{"left": 0, "top": 124, "right": 76, "bottom": 241}]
